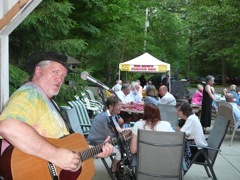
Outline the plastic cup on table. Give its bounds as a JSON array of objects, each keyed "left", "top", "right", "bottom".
[
  {"left": 130, "top": 122, "right": 135, "bottom": 127},
  {"left": 123, "top": 123, "right": 130, "bottom": 128}
]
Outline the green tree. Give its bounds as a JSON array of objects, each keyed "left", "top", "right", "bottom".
[
  {"left": 10, "top": 0, "right": 86, "bottom": 68},
  {"left": 186, "top": 0, "right": 240, "bottom": 84}
]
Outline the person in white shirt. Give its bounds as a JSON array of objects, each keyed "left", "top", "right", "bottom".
[
  {"left": 176, "top": 102, "right": 208, "bottom": 162},
  {"left": 115, "top": 83, "right": 133, "bottom": 106},
  {"left": 112, "top": 80, "right": 122, "bottom": 92},
  {"left": 129, "top": 81, "right": 143, "bottom": 103},
  {"left": 115, "top": 83, "right": 135, "bottom": 123},
  {"left": 158, "top": 85, "right": 176, "bottom": 105},
  {"left": 136, "top": 80, "right": 143, "bottom": 99},
  {"left": 130, "top": 103, "right": 174, "bottom": 154}
]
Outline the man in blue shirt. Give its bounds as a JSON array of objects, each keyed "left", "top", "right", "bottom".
[
  {"left": 225, "top": 93, "right": 240, "bottom": 128},
  {"left": 229, "top": 84, "right": 240, "bottom": 106}
]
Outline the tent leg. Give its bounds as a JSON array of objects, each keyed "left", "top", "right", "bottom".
[
  {"left": 118, "top": 69, "right": 120, "bottom": 80},
  {"left": 168, "top": 71, "right": 171, "bottom": 93}
]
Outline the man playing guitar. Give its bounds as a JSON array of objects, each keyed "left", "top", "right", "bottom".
[{"left": 0, "top": 52, "right": 113, "bottom": 179}]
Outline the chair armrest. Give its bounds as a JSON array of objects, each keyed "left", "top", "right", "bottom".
[
  {"left": 80, "top": 124, "right": 91, "bottom": 127},
  {"left": 188, "top": 144, "right": 221, "bottom": 152},
  {"left": 89, "top": 100, "right": 103, "bottom": 105}
]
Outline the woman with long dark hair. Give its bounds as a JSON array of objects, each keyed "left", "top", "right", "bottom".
[{"left": 130, "top": 103, "right": 174, "bottom": 154}]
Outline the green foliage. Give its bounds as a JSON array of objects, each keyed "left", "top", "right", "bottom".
[
  {"left": 8, "top": 0, "right": 240, "bottom": 100},
  {"left": 9, "top": 0, "right": 85, "bottom": 68},
  {"left": 9, "top": 64, "right": 28, "bottom": 95},
  {"left": 186, "top": 0, "right": 240, "bottom": 80}
]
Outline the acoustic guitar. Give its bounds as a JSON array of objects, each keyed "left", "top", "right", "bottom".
[{"left": 0, "top": 133, "right": 130, "bottom": 180}]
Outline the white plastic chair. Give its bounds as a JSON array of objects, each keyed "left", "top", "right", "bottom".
[{"left": 75, "top": 94, "right": 103, "bottom": 118}]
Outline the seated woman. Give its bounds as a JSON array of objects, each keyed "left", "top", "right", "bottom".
[
  {"left": 191, "top": 84, "right": 203, "bottom": 106},
  {"left": 176, "top": 102, "right": 208, "bottom": 162},
  {"left": 130, "top": 103, "right": 174, "bottom": 154},
  {"left": 144, "top": 85, "right": 160, "bottom": 106}
]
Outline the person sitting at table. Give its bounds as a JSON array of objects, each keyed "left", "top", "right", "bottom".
[
  {"left": 115, "top": 83, "right": 135, "bottom": 122},
  {"left": 176, "top": 102, "right": 208, "bottom": 162},
  {"left": 158, "top": 85, "right": 176, "bottom": 105},
  {"left": 229, "top": 84, "right": 240, "bottom": 106},
  {"left": 136, "top": 80, "right": 143, "bottom": 99},
  {"left": 144, "top": 85, "right": 160, "bottom": 105},
  {"left": 225, "top": 93, "right": 240, "bottom": 128},
  {"left": 191, "top": 84, "right": 203, "bottom": 106},
  {"left": 223, "top": 88, "right": 229, "bottom": 96},
  {"left": 115, "top": 83, "right": 134, "bottom": 108},
  {"left": 130, "top": 103, "right": 174, "bottom": 154},
  {"left": 87, "top": 96, "right": 131, "bottom": 174},
  {"left": 130, "top": 81, "right": 143, "bottom": 103}
]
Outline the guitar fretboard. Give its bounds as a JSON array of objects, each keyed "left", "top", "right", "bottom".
[{"left": 79, "top": 138, "right": 118, "bottom": 161}]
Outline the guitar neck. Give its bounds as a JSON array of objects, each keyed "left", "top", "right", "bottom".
[{"left": 79, "top": 138, "right": 118, "bottom": 161}]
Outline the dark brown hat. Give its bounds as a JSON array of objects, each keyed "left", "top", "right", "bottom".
[{"left": 25, "top": 51, "right": 72, "bottom": 74}]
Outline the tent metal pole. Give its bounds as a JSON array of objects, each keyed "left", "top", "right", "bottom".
[
  {"left": 169, "top": 70, "right": 171, "bottom": 93},
  {"left": 118, "top": 69, "right": 120, "bottom": 80}
]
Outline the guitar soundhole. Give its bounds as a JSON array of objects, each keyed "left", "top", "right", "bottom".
[{"left": 59, "top": 167, "right": 82, "bottom": 180}]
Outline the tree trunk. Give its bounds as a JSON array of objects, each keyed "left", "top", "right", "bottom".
[
  {"left": 221, "top": 56, "right": 227, "bottom": 85},
  {"left": 120, "top": 40, "right": 126, "bottom": 63}
]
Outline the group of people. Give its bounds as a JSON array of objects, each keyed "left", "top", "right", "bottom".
[
  {"left": 0, "top": 51, "right": 178, "bottom": 178},
  {"left": 88, "top": 97, "right": 207, "bottom": 174},
  {"left": 145, "top": 84, "right": 176, "bottom": 106},
  {"left": 88, "top": 78, "right": 208, "bottom": 174},
  {"left": 223, "top": 85, "right": 240, "bottom": 127},
  {"left": 0, "top": 51, "right": 235, "bottom": 179},
  {"left": 111, "top": 77, "right": 177, "bottom": 107},
  {"left": 190, "top": 75, "right": 240, "bottom": 134}
]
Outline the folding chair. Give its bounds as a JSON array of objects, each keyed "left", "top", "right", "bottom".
[
  {"left": 86, "top": 89, "right": 105, "bottom": 107},
  {"left": 67, "top": 100, "right": 92, "bottom": 136},
  {"left": 186, "top": 115, "right": 230, "bottom": 179},
  {"left": 157, "top": 104, "right": 179, "bottom": 128},
  {"left": 218, "top": 102, "right": 240, "bottom": 146},
  {"left": 81, "top": 92, "right": 104, "bottom": 110},
  {"left": 60, "top": 106, "right": 84, "bottom": 135},
  {"left": 136, "top": 130, "right": 185, "bottom": 180},
  {"left": 76, "top": 93, "right": 103, "bottom": 118},
  {"left": 86, "top": 89, "right": 97, "bottom": 101}
]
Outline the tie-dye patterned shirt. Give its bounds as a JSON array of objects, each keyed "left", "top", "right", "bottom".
[{"left": 0, "top": 82, "right": 69, "bottom": 138}]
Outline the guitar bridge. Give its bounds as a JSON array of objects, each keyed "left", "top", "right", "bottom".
[{"left": 48, "top": 162, "right": 59, "bottom": 180}]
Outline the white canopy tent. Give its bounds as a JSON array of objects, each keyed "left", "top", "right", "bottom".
[{"left": 119, "top": 52, "right": 171, "bottom": 91}]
